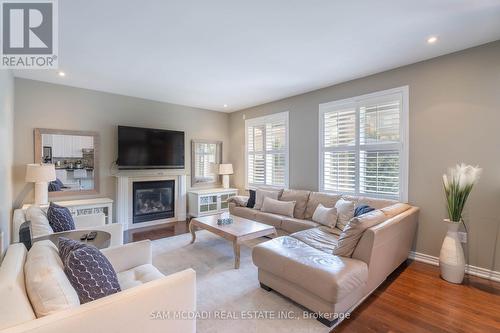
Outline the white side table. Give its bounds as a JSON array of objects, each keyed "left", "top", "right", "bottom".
[
  {"left": 187, "top": 188, "right": 238, "bottom": 218},
  {"left": 22, "top": 197, "right": 114, "bottom": 224}
]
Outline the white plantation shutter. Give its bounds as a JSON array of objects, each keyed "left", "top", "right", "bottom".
[
  {"left": 320, "top": 87, "right": 408, "bottom": 200},
  {"left": 246, "top": 112, "right": 289, "bottom": 188}
]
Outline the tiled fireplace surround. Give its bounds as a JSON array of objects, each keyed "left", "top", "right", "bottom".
[{"left": 115, "top": 170, "right": 187, "bottom": 230}]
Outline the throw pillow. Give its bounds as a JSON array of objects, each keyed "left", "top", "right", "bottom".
[
  {"left": 246, "top": 189, "right": 256, "bottom": 208},
  {"left": 312, "top": 203, "right": 338, "bottom": 228},
  {"left": 25, "top": 240, "right": 80, "bottom": 317},
  {"left": 58, "top": 237, "right": 87, "bottom": 264},
  {"left": 62, "top": 243, "right": 121, "bottom": 304},
  {"left": 260, "top": 197, "right": 295, "bottom": 217},
  {"left": 48, "top": 181, "right": 61, "bottom": 192},
  {"left": 335, "top": 198, "right": 355, "bottom": 230},
  {"left": 354, "top": 205, "right": 375, "bottom": 217},
  {"left": 279, "top": 189, "right": 311, "bottom": 219},
  {"left": 333, "top": 210, "right": 388, "bottom": 257},
  {"left": 254, "top": 189, "right": 280, "bottom": 210},
  {"left": 47, "top": 202, "right": 76, "bottom": 233},
  {"left": 26, "top": 205, "right": 54, "bottom": 238}
]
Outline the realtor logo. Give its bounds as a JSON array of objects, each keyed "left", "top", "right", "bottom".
[{"left": 1, "top": 0, "right": 58, "bottom": 68}]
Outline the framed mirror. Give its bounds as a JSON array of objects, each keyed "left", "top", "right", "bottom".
[
  {"left": 34, "top": 128, "right": 100, "bottom": 197},
  {"left": 191, "top": 140, "right": 222, "bottom": 187}
]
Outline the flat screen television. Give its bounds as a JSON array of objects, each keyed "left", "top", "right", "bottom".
[{"left": 117, "top": 126, "right": 185, "bottom": 169}]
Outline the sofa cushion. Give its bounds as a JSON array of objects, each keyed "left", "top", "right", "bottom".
[
  {"left": 254, "top": 189, "right": 281, "bottom": 210},
  {"left": 342, "top": 195, "right": 397, "bottom": 209},
  {"left": 254, "top": 211, "right": 284, "bottom": 228},
  {"left": 291, "top": 226, "right": 339, "bottom": 253},
  {"left": 333, "top": 210, "right": 388, "bottom": 257},
  {"left": 231, "top": 206, "right": 258, "bottom": 220},
  {"left": 335, "top": 198, "right": 356, "bottom": 230},
  {"left": 26, "top": 205, "right": 53, "bottom": 238},
  {"left": 47, "top": 203, "right": 76, "bottom": 232},
  {"left": 381, "top": 203, "right": 411, "bottom": 218},
  {"left": 281, "top": 217, "right": 319, "bottom": 234},
  {"left": 312, "top": 204, "right": 337, "bottom": 228},
  {"left": 252, "top": 236, "right": 368, "bottom": 303},
  {"left": 261, "top": 197, "right": 295, "bottom": 217},
  {"left": 63, "top": 244, "right": 121, "bottom": 304},
  {"left": 25, "top": 241, "right": 80, "bottom": 317},
  {"left": 280, "top": 189, "right": 310, "bottom": 219},
  {"left": 304, "top": 192, "right": 342, "bottom": 220},
  {"left": 117, "top": 264, "right": 165, "bottom": 290}
]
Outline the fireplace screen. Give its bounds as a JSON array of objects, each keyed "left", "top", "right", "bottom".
[{"left": 133, "top": 180, "right": 175, "bottom": 223}]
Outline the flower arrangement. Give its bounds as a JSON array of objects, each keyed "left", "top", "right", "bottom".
[{"left": 442, "top": 163, "right": 482, "bottom": 222}]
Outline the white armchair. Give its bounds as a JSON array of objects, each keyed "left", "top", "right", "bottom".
[
  {"left": 0, "top": 241, "right": 196, "bottom": 333},
  {"left": 13, "top": 208, "right": 123, "bottom": 247}
]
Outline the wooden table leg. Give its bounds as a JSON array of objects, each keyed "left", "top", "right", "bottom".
[
  {"left": 233, "top": 241, "right": 240, "bottom": 269},
  {"left": 189, "top": 221, "right": 196, "bottom": 244}
]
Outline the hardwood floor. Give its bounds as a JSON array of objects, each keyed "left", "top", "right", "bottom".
[
  {"left": 123, "top": 224, "right": 500, "bottom": 332},
  {"left": 123, "top": 221, "right": 189, "bottom": 243},
  {"left": 336, "top": 261, "right": 500, "bottom": 333}
]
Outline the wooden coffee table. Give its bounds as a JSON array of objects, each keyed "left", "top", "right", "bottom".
[{"left": 189, "top": 215, "right": 276, "bottom": 269}]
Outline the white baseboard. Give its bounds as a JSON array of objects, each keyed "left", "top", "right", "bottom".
[{"left": 409, "top": 251, "right": 500, "bottom": 283}]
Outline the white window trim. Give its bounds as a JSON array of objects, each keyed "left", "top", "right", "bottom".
[
  {"left": 318, "top": 86, "right": 409, "bottom": 202},
  {"left": 245, "top": 111, "right": 289, "bottom": 189}
]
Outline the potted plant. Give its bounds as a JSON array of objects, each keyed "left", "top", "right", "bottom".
[{"left": 440, "top": 163, "right": 481, "bottom": 283}]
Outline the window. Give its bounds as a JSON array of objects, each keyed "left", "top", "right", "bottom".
[
  {"left": 246, "top": 111, "right": 289, "bottom": 188},
  {"left": 319, "top": 87, "right": 408, "bottom": 201}
]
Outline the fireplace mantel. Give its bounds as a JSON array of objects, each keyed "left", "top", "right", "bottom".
[{"left": 114, "top": 169, "right": 187, "bottom": 230}]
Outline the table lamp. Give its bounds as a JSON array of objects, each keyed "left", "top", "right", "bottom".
[
  {"left": 25, "top": 164, "right": 56, "bottom": 205},
  {"left": 218, "top": 164, "right": 233, "bottom": 189}
]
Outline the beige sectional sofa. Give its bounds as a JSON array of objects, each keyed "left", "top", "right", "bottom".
[{"left": 229, "top": 189, "right": 419, "bottom": 327}]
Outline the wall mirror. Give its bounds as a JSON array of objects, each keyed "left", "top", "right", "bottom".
[
  {"left": 34, "top": 128, "right": 100, "bottom": 197},
  {"left": 191, "top": 140, "right": 222, "bottom": 187}
]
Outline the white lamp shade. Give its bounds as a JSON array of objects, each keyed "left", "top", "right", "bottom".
[
  {"left": 25, "top": 164, "right": 56, "bottom": 183},
  {"left": 218, "top": 164, "right": 233, "bottom": 175}
]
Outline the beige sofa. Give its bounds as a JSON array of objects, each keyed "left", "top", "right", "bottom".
[
  {"left": 229, "top": 190, "right": 419, "bottom": 327},
  {"left": 0, "top": 240, "right": 196, "bottom": 333}
]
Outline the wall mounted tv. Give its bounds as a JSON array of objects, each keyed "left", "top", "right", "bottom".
[{"left": 117, "top": 126, "right": 185, "bottom": 169}]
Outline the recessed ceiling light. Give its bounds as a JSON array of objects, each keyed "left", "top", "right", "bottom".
[
  {"left": 223, "top": 104, "right": 228, "bottom": 108},
  {"left": 427, "top": 36, "right": 438, "bottom": 44},
  {"left": 58, "top": 71, "right": 66, "bottom": 77}
]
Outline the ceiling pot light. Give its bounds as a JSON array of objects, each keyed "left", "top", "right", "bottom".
[
  {"left": 58, "top": 71, "right": 66, "bottom": 77},
  {"left": 427, "top": 36, "right": 438, "bottom": 44},
  {"left": 223, "top": 104, "right": 228, "bottom": 108}
]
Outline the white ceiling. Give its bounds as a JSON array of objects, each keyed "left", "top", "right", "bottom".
[{"left": 14, "top": 0, "right": 500, "bottom": 112}]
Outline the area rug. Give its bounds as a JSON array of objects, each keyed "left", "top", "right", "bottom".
[{"left": 151, "top": 230, "right": 331, "bottom": 333}]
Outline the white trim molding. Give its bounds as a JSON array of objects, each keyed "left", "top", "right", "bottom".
[{"left": 409, "top": 251, "right": 500, "bottom": 283}]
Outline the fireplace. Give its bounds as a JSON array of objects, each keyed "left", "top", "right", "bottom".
[{"left": 132, "top": 180, "right": 175, "bottom": 224}]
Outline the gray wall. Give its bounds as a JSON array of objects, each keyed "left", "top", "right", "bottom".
[
  {"left": 228, "top": 41, "right": 500, "bottom": 271},
  {"left": 13, "top": 78, "right": 230, "bottom": 211},
  {"left": 0, "top": 70, "right": 14, "bottom": 256}
]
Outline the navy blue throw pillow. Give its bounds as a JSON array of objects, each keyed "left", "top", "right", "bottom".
[
  {"left": 61, "top": 242, "right": 121, "bottom": 304},
  {"left": 246, "top": 189, "right": 256, "bottom": 208},
  {"left": 47, "top": 202, "right": 76, "bottom": 232},
  {"left": 354, "top": 205, "right": 375, "bottom": 217},
  {"left": 48, "top": 181, "right": 61, "bottom": 192},
  {"left": 58, "top": 237, "right": 87, "bottom": 264}
]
